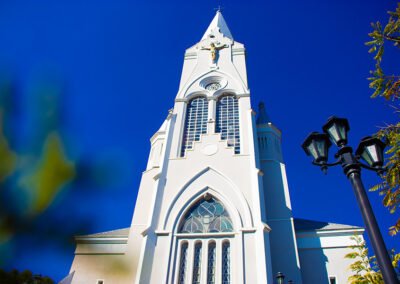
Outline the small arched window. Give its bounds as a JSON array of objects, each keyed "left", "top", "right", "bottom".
[
  {"left": 192, "top": 242, "right": 202, "bottom": 284},
  {"left": 181, "top": 97, "right": 208, "bottom": 156},
  {"left": 207, "top": 242, "right": 216, "bottom": 284},
  {"left": 216, "top": 95, "right": 240, "bottom": 154},
  {"left": 179, "top": 197, "right": 233, "bottom": 234},
  {"left": 178, "top": 242, "right": 188, "bottom": 284},
  {"left": 221, "top": 241, "right": 231, "bottom": 284}
]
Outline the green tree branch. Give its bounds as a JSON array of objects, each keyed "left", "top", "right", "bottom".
[{"left": 367, "top": 3, "right": 400, "bottom": 236}]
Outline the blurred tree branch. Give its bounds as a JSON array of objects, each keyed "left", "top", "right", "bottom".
[
  {"left": 345, "top": 235, "right": 399, "bottom": 283},
  {"left": 0, "top": 76, "right": 78, "bottom": 268},
  {"left": 367, "top": 3, "right": 400, "bottom": 236}
]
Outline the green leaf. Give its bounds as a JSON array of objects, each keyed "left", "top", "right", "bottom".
[{"left": 368, "top": 46, "right": 377, "bottom": 53}]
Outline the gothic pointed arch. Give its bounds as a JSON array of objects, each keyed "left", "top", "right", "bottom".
[
  {"left": 161, "top": 167, "right": 254, "bottom": 232},
  {"left": 178, "top": 69, "right": 248, "bottom": 100},
  {"left": 172, "top": 192, "right": 235, "bottom": 284}
]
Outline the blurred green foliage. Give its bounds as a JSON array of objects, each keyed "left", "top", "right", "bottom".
[
  {"left": 0, "top": 74, "right": 76, "bottom": 269},
  {"left": 0, "top": 70, "right": 123, "bottom": 280},
  {"left": 19, "top": 133, "right": 75, "bottom": 215},
  {"left": 367, "top": 2, "right": 400, "bottom": 237},
  {"left": 0, "top": 124, "right": 17, "bottom": 182}
]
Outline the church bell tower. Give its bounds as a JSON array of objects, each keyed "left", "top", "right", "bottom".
[
  {"left": 67, "top": 11, "right": 366, "bottom": 284},
  {"left": 125, "top": 11, "right": 302, "bottom": 283}
]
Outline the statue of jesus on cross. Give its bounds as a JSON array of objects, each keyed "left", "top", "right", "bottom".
[{"left": 201, "top": 42, "right": 228, "bottom": 63}]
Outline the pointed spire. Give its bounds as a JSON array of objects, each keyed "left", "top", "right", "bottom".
[
  {"left": 201, "top": 11, "right": 233, "bottom": 40},
  {"left": 256, "top": 102, "right": 271, "bottom": 125}
]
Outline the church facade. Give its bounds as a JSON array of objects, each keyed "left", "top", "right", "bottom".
[{"left": 64, "top": 12, "right": 364, "bottom": 284}]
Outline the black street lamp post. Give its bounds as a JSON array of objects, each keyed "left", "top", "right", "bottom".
[
  {"left": 302, "top": 116, "right": 398, "bottom": 284},
  {"left": 276, "top": 272, "right": 285, "bottom": 284}
]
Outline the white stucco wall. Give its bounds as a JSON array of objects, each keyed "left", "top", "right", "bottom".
[{"left": 297, "top": 229, "right": 365, "bottom": 284}]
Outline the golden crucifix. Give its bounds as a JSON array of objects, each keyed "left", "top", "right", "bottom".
[{"left": 201, "top": 42, "right": 228, "bottom": 63}]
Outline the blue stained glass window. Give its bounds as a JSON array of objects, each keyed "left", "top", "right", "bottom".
[
  {"left": 179, "top": 197, "right": 233, "bottom": 234},
  {"left": 221, "top": 241, "right": 231, "bottom": 284},
  {"left": 181, "top": 97, "right": 208, "bottom": 156},
  {"left": 178, "top": 242, "right": 188, "bottom": 284},
  {"left": 207, "top": 242, "right": 216, "bottom": 284},
  {"left": 216, "top": 95, "right": 240, "bottom": 154},
  {"left": 192, "top": 243, "right": 202, "bottom": 284}
]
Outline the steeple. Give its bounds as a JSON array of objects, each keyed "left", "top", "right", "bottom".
[
  {"left": 256, "top": 102, "right": 271, "bottom": 124},
  {"left": 201, "top": 11, "right": 233, "bottom": 40}
]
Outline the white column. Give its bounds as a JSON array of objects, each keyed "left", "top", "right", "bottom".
[
  {"left": 233, "top": 236, "right": 243, "bottom": 283},
  {"left": 238, "top": 96, "right": 251, "bottom": 155},
  {"left": 215, "top": 239, "right": 222, "bottom": 284},
  {"left": 208, "top": 97, "right": 216, "bottom": 134},
  {"left": 200, "top": 240, "right": 208, "bottom": 284},
  {"left": 169, "top": 237, "right": 179, "bottom": 284},
  {"left": 186, "top": 241, "right": 194, "bottom": 284},
  {"left": 170, "top": 101, "right": 187, "bottom": 158}
]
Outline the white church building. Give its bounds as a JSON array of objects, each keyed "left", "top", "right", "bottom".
[{"left": 64, "top": 11, "right": 364, "bottom": 284}]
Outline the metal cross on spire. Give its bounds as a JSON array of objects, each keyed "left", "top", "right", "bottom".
[{"left": 214, "top": 5, "right": 224, "bottom": 13}]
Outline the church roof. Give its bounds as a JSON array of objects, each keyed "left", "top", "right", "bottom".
[
  {"left": 201, "top": 11, "right": 233, "bottom": 40},
  {"left": 294, "top": 218, "right": 362, "bottom": 232},
  {"left": 76, "top": 227, "right": 129, "bottom": 238},
  {"left": 76, "top": 218, "right": 362, "bottom": 239}
]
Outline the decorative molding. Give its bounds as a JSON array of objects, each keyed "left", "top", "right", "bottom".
[
  {"left": 232, "top": 48, "right": 246, "bottom": 55},
  {"left": 199, "top": 76, "right": 228, "bottom": 91},
  {"left": 175, "top": 98, "right": 188, "bottom": 103},
  {"left": 184, "top": 52, "right": 197, "bottom": 59},
  {"left": 178, "top": 69, "right": 248, "bottom": 100},
  {"left": 201, "top": 143, "right": 218, "bottom": 156},
  {"left": 141, "top": 227, "right": 150, "bottom": 236},
  {"left": 262, "top": 222, "right": 272, "bottom": 232},
  {"left": 296, "top": 228, "right": 365, "bottom": 238},
  {"left": 155, "top": 230, "right": 171, "bottom": 236},
  {"left": 175, "top": 232, "right": 236, "bottom": 238},
  {"left": 75, "top": 237, "right": 128, "bottom": 244},
  {"left": 75, "top": 252, "right": 126, "bottom": 255},
  {"left": 236, "top": 93, "right": 250, "bottom": 98},
  {"left": 153, "top": 172, "right": 162, "bottom": 181},
  {"left": 161, "top": 167, "right": 255, "bottom": 232},
  {"left": 240, "top": 228, "right": 256, "bottom": 233}
]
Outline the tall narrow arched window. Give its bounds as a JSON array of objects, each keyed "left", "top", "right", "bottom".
[
  {"left": 175, "top": 196, "right": 234, "bottom": 284},
  {"left": 178, "top": 242, "right": 188, "bottom": 284},
  {"left": 181, "top": 97, "right": 208, "bottom": 156},
  {"left": 216, "top": 95, "right": 240, "bottom": 154},
  {"left": 207, "top": 242, "right": 216, "bottom": 284},
  {"left": 192, "top": 242, "right": 202, "bottom": 284},
  {"left": 221, "top": 241, "right": 231, "bottom": 284}
]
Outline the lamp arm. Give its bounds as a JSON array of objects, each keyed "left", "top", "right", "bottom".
[
  {"left": 312, "top": 159, "right": 341, "bottom": 174},
  {"left": 358, "top": 162, "right": 388, "bottom": 173},
  {"left": 312, "top": 159, "right": 341, "bottom": 167}
]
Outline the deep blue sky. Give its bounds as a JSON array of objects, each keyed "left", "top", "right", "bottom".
[{"left": 1, "top": 0, "right": 399, "bottom": 281}]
